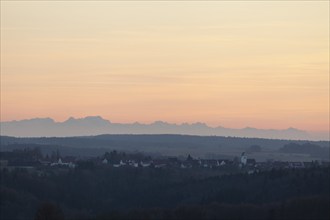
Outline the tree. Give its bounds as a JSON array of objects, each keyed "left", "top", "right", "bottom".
[
  {"left": 34, "top": 202, "right": 64, "bottom": 220},
  {"left": 186, "top": 154, "right": 193, "bottom": 161}
]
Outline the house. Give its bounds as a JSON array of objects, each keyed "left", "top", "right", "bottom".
[
  {"left": 102, "top": 158, "right": 108, "bottom": 164},
  {"left": 51, "top": 158, "right": 76, "bottom": 168},
  {"left": 120, "top": 160, "right": 126, "bottom": 166},
  {"left": 152, "top": 159, "right": 167, "bottom": 168},
  {"left": 247, "top": 169, "right": 256, "bottom": 175},
  {"left": 289, "top": 162, "right": 305, "bottom": 169},
  {"left": 246, "top": 159, "right": 256, "bottom": 166},
  {"left": 132, "top": 161, "right": 139, "bottom": 168},
  {"left": 272, "top": 161, "right": 289, "bottom": 169},
  {"left": 219, "top": 160, "right": 226, "bottom": 166},
  {"left": 303, "top": 161, "right": 314, "bottom": 168},
  {"left": 113, "top": 160, "right": 128, "bottom": 168},
  {"left": 218, "top": 159, "right": 233, "bottom": 166},
  {"left": 127, "top": 160, "right": 139, "bottom": 167},
  {"left": 140, "top": 161, "right": 151, "bottom": 167},
  {"left": 180, "top": 161, "right": 192, "bottom": 169},
  {"left": 204, "top": 159, "right": 219, "bottom": 168}
]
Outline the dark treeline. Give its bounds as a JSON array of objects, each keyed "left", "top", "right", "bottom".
[
  {"left": 1, "top": 166, "right": 329, "bottom": 220},
  {"left": 0, "top": 143, "right": 112, "bottom": 158},
  {"left": 279, "top": 142, "right": 330, "bottom": 158},
  {"left": 92, "top": 196, "right": 329, "bottom": 220}
]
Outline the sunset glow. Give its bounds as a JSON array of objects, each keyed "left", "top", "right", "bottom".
[{"left": 1, "top": 1, "right": 329, "bottom": 132}]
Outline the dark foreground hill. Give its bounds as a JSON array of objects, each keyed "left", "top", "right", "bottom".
[{"left": 1, "top": 166, "right": 329, "bottom": 220}]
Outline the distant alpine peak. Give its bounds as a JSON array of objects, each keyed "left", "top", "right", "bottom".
[
  {"left": 82, "top": 116, "right": 108, "bottom": 122},
  {"left": 243, "top": 126, "right": 257, "bottom": 130},
  {"left": 65, "top": 117, "right": 76, "bottom": 122},
  {"left": 63, "top": 116, "right": 111, "bottom": 125},
  {"left": 286, "top": 127, "right": 300, "bottom": 131},
  {"left": 152, "top": 121, "right": 169, "bottom": 125},
  {"left": 191, "top": 122, "right": 208, "bottom": 127},
  {"left": 20, "top": 117, "right": 55, "bottom": 123}
]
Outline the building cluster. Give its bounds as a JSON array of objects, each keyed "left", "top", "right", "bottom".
[
  {"left": 102, "top": 156, "right": 236, "bottom": 169},
  {"left": 0, "top": 154, "right": 77, "bottom": 172},
  {"left": 0, "top": 151, "right": 328, "bottom": 174}
]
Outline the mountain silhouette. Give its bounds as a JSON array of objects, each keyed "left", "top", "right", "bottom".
[{"left": 0, "top": 116, "right": 323, "bottom": 140}]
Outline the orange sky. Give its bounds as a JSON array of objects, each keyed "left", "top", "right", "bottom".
[{"left": 1, "top": 1, "right": 329, "bottom": 132}]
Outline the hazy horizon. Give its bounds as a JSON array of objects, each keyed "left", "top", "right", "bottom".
[
  {"left": 1, "top": 115, "right": 329, "bottom": 141},
  {"left": 0, "top": 115, "right": 324, "bottom": 131}
]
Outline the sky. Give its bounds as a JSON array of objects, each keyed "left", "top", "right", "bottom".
[{"left": 1, "top": 1, "right": 329, "bottom": 133}]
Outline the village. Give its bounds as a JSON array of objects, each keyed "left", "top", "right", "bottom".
[{"left": 0, "top": 148, "right": 328, "bottom": 176}]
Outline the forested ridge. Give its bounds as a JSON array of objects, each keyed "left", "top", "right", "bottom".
[
  {"left": 1, "top": 135, "right": 329, "bottom": 160},
  {"left": 1, "top": 166, "right": 329, "bottom": 220}
]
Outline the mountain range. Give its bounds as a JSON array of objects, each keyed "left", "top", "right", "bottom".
[{"left": 1, "top": 116, "right": 327, "bottom": 141}]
